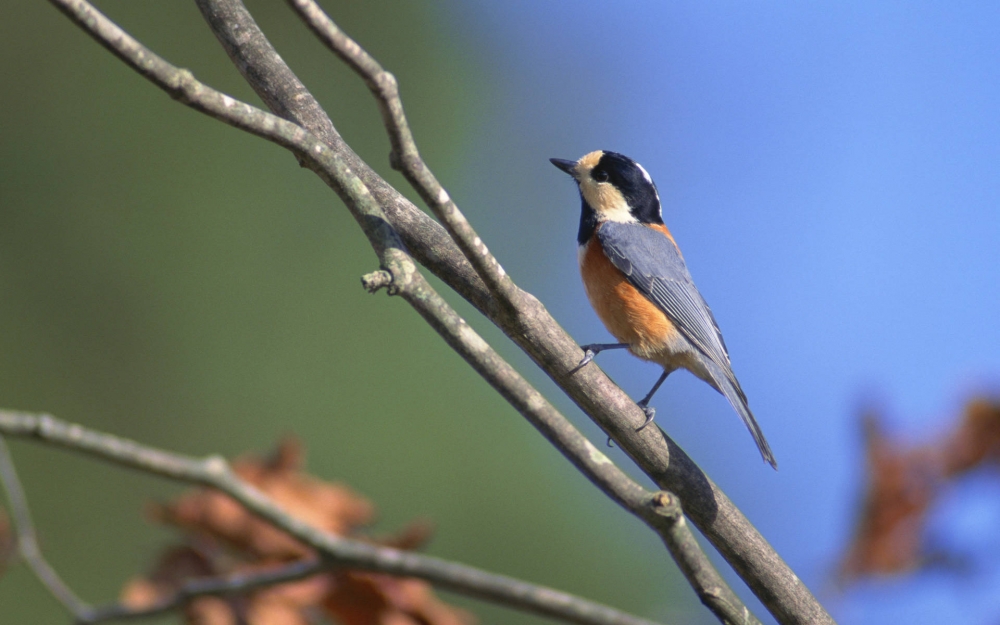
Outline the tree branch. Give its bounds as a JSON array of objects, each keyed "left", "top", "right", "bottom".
[
  {"left": 42, "top": 3, "right": 757, "bottom": 616},
  {"left": 192, "top": 0, "right": 496, "bottom": 317},
  {"left": 0, "top": 410, "right": 665, "bottom": 625},
  {"left": 288, "top": 0, "right": 519, "bottom": 310},
  {"left": 360, "top": 250, "right": 760, "bottom": 625},
  {"left": 0, "top": 435, "right": 91, "bottom": 620},
  {"left": 1, "top": 437, "right": 328, "bottom": 624},
  {"left": 197, "top": 3, "right": 828, "bottom": 623},
  {"left": 46, "top": 0, "right": 833, "bottom": 622},
  {"left": 83, "top": 558, "right": 323, "bottom": 623}
]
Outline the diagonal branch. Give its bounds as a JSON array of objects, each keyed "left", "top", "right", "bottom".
[
  {"left": 0, "top": 410, "right": 664, "bottom": 625},
  {"left": 46, "top": 1, "right": 761, "bottom": 621},
  {"left": 360, "top": 244, "right": 759, "bottom": 625},
  {"left": 194, "top": 3, "right": 830, "bottom": 624},
  {"left": 192, "top": 0, "right": 496, "bottom": 317},
  {"left": 288, "top": 0, "right": 519, "bottom": 311},
  {"left": 0, "top": 435, "right": 91, "bottom": 620},
  {"left": 48, "top": 0, "right": 833, "bottom": 623}
]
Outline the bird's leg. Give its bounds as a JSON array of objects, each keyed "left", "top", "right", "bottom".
[
  {"left": 635, "top": 369, "right": 671, "bottom": 431},
  {"left": 573, "top": 342, "right": 630, "bottom": 372}
]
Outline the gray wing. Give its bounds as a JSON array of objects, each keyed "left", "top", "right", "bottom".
[
  {"left": 598, "top": 221, "right": 774, "bottom": 467},
  {"left": 596, "top": 221, "right": 734, "bottom": 377}
]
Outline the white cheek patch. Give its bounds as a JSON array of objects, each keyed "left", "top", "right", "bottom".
[{"left": 579, "top": 179, "right": 636, "bottom": 224}]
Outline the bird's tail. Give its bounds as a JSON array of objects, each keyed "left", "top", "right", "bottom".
[{"left": 703, "top": 359, "right": 777, "bottom": 469}]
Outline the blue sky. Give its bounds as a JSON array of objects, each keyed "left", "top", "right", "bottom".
[{"left": 447, "top": 3, "right": 1000, "bottom": 622}]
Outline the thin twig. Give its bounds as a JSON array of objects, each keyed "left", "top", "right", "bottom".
[
  {"left": 50, "top": 0, "right": 833, "bottom": 623},
  {"left": 264, "top": 0, "right": 829, "bottom": 619},
  {"left": 192, "top": 7, "right": 798, "bottom": 614},
  {"left": 646, "top": 492, "right": 756, "bottom": 625},
  {"left": 360, "top": 239, "right": 761, "bottom": 625},
  {"left": 192, "top": 0, "right": 496, "bottom": 317},
  {"left": 180, "top": 16, "right": 809, "bottom": 623},
  {"left": 0, "top": 435, "right": 92, "bottom": 620},
  {"left": 42, "top": 2, "right": 692, "bottom": 622},
  {"left": 288, "top": 0, "right": 520, "bottom": 311},
  {"left": 40, "top": 5, "right": 757, "bottom": 624},
  {"left": 83, "top": 558, "right": 323, "bottom": 622},
  {"left": 362, "top": 270, "right": 761, "bottom": 625},
  {"left": 0, "top": 409, "right": 665, "bottom": 625}
]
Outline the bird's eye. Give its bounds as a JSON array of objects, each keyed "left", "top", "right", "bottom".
[{"left": 592, "top": 169, "right": 609, "bottom": 183}]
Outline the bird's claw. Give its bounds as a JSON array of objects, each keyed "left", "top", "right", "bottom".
[
  {"left": 570, "top": 347, "right": 596, "bottom": 373},
  {"left": 636, "top": 404, "right": 656, "bottom": 431}
]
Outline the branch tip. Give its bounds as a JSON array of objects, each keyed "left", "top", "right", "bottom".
[
  {"left": 202, "top": 454, "right": 231, "bottom": 476},
  {"left": 649, "top": 491, "right": 681, "bottom": 519},
  {"left": 362, "top": 270, "right": 394, "bottom": 293},
  {"left": 42, "top": 0, "right": 834, "bottom": 622}
]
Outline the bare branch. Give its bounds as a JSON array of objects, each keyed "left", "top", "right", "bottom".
[
  {"left": 43, "top": 5, "right": 753, "bottom": 620},
  {"left": 192, "top": 0, "right": 496, "bottom": 317},
  {"left": 646, "top": 492, "right": 756, "bottom": 625},
  {"left": 83, "top": 558, "right": 323, "bottom": 623},
  {"left": 0, "top": 410, "right": 665, "bottom": 625},
  {"left": 47, "top": 0, "right": 833, "bottom": 623},
  {"left": 261, "top": 4, "right": 829, "bottom": 624},
  {"left": 41, "top": 3, "right": 739, "bottom": 622},
  {"left": 357, "top": 214, "right": 759, "bottom": 624},
  {"left": 0, "top": 435, "right": 91, "bottom": 620},
  {"left": 287, "top": 0, "right": 519, "bottom": 310},
  {"left": 179, "top": 14, "right": 813, "bottom": 622}
]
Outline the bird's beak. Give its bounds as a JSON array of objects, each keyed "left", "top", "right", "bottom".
[{"left": 549, "top": 158, "right": 578, "bottom": 177}]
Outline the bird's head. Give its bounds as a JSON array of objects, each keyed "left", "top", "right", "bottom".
[{"left": 550, "top": 150, "right": 662, "bottom": 227}]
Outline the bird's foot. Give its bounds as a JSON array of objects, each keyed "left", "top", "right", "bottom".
[
  {"left": 576, "top": 346, "right": 597, "bottom": 369},
  {"left": 636, "top": 404, "right": 656, "bottom": 432},
  {"left": 571, "top": 343, "right": 629, "bottom": 373}
]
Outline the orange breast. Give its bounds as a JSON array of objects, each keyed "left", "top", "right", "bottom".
[{"left": 579, "top": 236, "right": 679, "bottom": 361}]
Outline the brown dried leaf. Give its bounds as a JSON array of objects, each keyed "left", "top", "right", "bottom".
[
  {"left": 120, "top": 545, "right": 216, "bottom": 609},
  {"left": 942, "top": 398, "right": 1000, "bottom": 476},
  {"left": 126, "top": 438, "right": 474, "bottom": 625},
  {"left": 153, "top": 437, "right": 375, "bottom": 559},
  {"left": 244, "top": 576, "right": 332, "bottom": 625},
  {"left": 325, "top": 572, "right": 475, "bottom": 625},
  {"left": 837, "top": 413, "right": 937, "bottom": 583},
  {"left": 376, "top": 521, "right": 435, "bottom": 551},
  {"left": 319, "top": 520, "right": 473, "bottom": 625},
  {"left": 185, "top": 596, "right": 237, "bottom": 625},
  {"left": 839, "top": 397, "right": 1000, "bottom": 585}
]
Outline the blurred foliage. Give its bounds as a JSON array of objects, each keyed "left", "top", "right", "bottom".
[
  {"left": 121, "top": 438, "right": 472, "bottom": 625},
  {"left": 0, "top": 1, "right": 686, "bottom": 623},
  {"left": 839, "top": 397, "right": 1000, "bottom": 583}
]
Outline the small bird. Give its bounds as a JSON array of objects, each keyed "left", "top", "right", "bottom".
[{"left": 551, "top": 150, "right": 776, "bottom": 468}]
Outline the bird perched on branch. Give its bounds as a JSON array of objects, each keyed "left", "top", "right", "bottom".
[{"left": 551, "top": 150, "right": 776, "bottom": 468}]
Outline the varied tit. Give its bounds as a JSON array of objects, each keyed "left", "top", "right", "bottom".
[{"left": 550, "top": 150, "right": 776, "bottom": 469}]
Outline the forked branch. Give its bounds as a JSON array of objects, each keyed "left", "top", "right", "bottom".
[
  {"left": 288, "top": 0, "right": 519, "bottom": 311},
  {"left": 185, "top": 6, "right": 829, "bottom": 622},
  {"left": 0, "top": 410, "right": 662, "bottom": 625},
  {"left": 0, "top": 436, "right": 90, "bottom": 620},
  {"left": 38, "top": 0, "right": 835, "bottom": 623}
]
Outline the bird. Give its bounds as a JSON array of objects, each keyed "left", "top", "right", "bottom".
[{"left": 550, "top": 150, "right": 776, "bottom": 468}]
